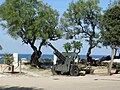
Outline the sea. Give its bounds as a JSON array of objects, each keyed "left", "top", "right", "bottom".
[{"left": 0, "top": 54, "right": 107, "bottom": 64}]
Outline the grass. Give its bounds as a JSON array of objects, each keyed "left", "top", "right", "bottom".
[
  {"left": 93, "top": 66, "right": 107, "bottom": 69},
  {"left": 28, "top": 67, "right": 45, "bottom": 72},
  {"left": 21, "top": 64, "right": 46, "bottom": 72}
]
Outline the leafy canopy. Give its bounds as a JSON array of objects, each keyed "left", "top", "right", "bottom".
[
  {"left": 0, "top": 0, "right": 61, "bottom": 46},
  {"left": 100, "top": 5, "right": 120, "bottom": 47},
  {"left": 63, "top": 42, "right": 72, "bottom": 52},
  {"left": 63, "top": 41, "right": 82, "bottom": 54},
  {"left": 100, "top": 3, "right": 120, "bottom": 75},
  {"left": 60, "top": 0, "right": 102, "bottom": 53}
]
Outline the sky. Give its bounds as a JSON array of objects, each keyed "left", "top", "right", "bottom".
[{"left": 0, "top": 0, "right": 115, "bottom": 55}]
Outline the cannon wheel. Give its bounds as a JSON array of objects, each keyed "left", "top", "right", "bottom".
[
  {"left": 51, "top": 66, "right": 57, "bottom": 75},
  {"left": 70, "top": 65, "right": 79, "bottom": 76}
]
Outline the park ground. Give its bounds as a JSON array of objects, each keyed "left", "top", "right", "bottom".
[{"left": 0, "top": 66, "right": 120, "bottom": 90}]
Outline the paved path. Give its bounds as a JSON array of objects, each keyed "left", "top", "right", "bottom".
[{"left": 0, "top": 74, "right": 120, "bottom": 90}]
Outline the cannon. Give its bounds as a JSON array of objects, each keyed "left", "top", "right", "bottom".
[{"left": 47, "top": 42, "right": 93, "bottom": 76}]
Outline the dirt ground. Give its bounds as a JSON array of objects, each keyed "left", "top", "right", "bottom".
[{"left": 0, "top": 66, "right": 120, "bottom": 90}]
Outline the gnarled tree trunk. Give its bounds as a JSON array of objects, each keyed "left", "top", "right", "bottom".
[
  {"left": 30, "top": 39, "right": 46, "bottom": 68},
  {"left": 30, "top": 50, "right": 42, "bottom": 68},
  {"left": 86, "top": 46, "right": 92, "bottom": 65},
  {"left": 86, "top": 37, "right": 93, "bottom": 65}
]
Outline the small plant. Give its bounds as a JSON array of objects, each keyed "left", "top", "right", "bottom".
[
  {"left": 63, "top": 41, "right": 82, "bottom": 54},
  {"left": 63, "top": 42, "right": 72, "bottom": 52},
  {"left": 1, "top": 53, "right": 14, "bottom": 65}
]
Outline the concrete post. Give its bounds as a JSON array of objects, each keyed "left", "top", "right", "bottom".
[
  {"left": 53, "top": 54, "right": 57, "bottom": 65},
  {"left": 13, "top": 53, "right": 19, "bottom": 66},
  {"left": 19, "top": 61, "right": 21, "bottom": 73},
  {"left": 13, "top": 53, "right": 18, "bottom": 62}
]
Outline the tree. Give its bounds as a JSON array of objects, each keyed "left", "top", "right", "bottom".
[
  {"left": 100, "top": 5, "right": 120, "bottom": 75},
  {"left": 60, "top": 0, "right": 102, "bottom": 62},
  {"left": 0, "top": 0, "right": 61, "bottom": 67}
]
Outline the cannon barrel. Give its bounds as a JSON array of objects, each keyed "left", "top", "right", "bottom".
[{"left": 48, "top": 42, "right": 66, "bottom": 61}]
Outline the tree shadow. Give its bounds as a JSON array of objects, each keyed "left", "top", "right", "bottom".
[{"left": 0, "top": 86, "right": 45, "bottom": 90}]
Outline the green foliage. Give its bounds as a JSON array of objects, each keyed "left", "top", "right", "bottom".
[
  {"left": 108, "top": 0, "right": 120, "bottom": 8},
  {"left": 1, "top": 53, "right": 14, "bottom": 65},
  {"left": 72, "top": 41, "right": 82, "bottom": 53},
  {"left": 100, "top": 5, "right": 120, "bottom": 47},
  {"left": 63, "top": 42, "right": 72, "bottom": 52},
  {"left": 63, "top": 41, "right": 82, "bottom": 54},
  {"left": 60, "top": 0, "right": 102, "bottom": 56},
  {"left": 0, "top": 0, "right": 61, "bottom": 49}
]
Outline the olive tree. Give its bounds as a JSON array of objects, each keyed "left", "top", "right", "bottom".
[
  {"left": 60, "top": 0, "right": 102, "bottom": 62},
  {"left": 100, "top": 5, "right": 120, "bottom": 75},
  {"left": 0, "top": 0, "right": 61, "bottom": 67}
]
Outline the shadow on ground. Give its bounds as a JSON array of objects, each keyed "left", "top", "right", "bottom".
[{"left": 0, "top": 86, "right": 45, "bottom": 90}]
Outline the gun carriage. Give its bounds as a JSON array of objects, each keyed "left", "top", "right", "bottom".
[{"left": 47, "top": 42, "right": 93, "bottom": 76}]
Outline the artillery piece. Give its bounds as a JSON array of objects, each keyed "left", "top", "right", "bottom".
[
  {"left": 48, "top": 42, "right": 79, "bottom": 76},
  {"left": 47, "top": 42, "right": 93, "bottom": 76}
]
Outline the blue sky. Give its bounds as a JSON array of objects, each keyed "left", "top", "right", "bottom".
[{"left": 0, "top": 0, "right": 115, "bottom": 55}]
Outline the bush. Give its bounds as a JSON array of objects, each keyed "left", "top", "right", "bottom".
[{"left": 1, "top": 53, "right": 14, "bottom": 65}]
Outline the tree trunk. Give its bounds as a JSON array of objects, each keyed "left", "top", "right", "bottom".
[
  {"left": 114, "top": 48, "right": 117, "bottom": 57},
  {"left": 108, "top": 45, "right": 115, "bottom": 75},
  {"left": 86, "top": 36, "right": 93, "bottom": 66},
  {"left": 29, "top": 39, "right": 45, "bottom": 68},
  {"left": 30, "top": 50, "right": 42, "bottom": 68},
  {"left": 86, "top": 47, "right": 92, "bottom": 65}
]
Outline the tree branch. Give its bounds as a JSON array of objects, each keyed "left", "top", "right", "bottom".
[
  {"left": 39, "top": 39, "right": 46, "bottom": 51},
  {"left": 78, "top": 23, "right": 91, "bottom": 37}
]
